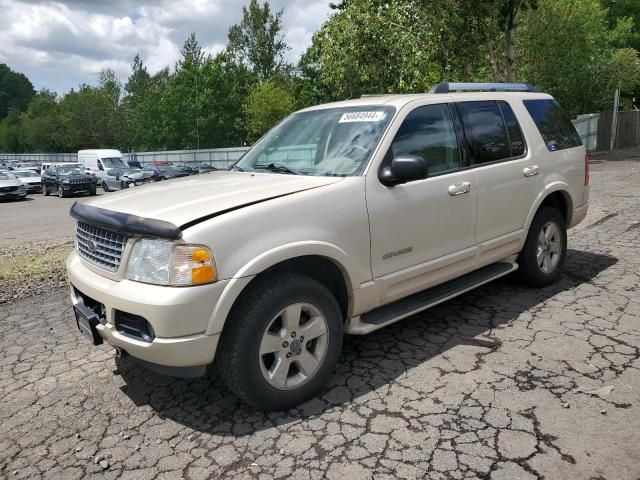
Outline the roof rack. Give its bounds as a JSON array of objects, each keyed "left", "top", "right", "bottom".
[{"left": 430, "top": 82, "right": 538, "bottom": 93}]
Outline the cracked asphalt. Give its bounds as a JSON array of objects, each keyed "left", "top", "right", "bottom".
[{"left": 1, "top": 159, "right": 640, "bottom": 479}]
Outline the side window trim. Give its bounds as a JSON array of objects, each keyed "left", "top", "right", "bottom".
[{"left": 497, "top": 100, "right": 528, "bottom": 160}]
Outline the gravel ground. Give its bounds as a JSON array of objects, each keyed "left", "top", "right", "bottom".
[{"left": 1, "top": 159, "right": 640, "bottom": 479}]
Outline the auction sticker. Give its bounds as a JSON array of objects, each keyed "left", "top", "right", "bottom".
[{"left": 339, "top": 111, "right": 385, "bottom": 123}]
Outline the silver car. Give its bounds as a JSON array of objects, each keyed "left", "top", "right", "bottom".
[
  {"left": 0, "top": 171, "right": 27, "bottom": 200},
  {"left": 101, "top": 167, "right": 152, "bottom": 191},
  {"left": 13, "top": 169, "right": 42, "bottom": 193}
]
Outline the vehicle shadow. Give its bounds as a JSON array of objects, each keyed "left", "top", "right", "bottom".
[{"left": 116, "top": 249, "right": 617, "bottom": 436}]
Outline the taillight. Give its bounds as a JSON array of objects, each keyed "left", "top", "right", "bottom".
[{"left": 584, "top": 154, "right": 590, "bottom": 186}]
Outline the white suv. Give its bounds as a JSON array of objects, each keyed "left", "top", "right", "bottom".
[{"left": 66, "top": 83, "right": 589, "bottom": 410}]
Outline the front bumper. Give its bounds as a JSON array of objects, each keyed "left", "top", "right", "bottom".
[
  {"left": 23, "top": 183, "right": 40, "bottom": 193},
  {"left": 0, "top": 190, "right": 26, "bottom": 200},
  {"left": 66, "top": 252, "right": 225, "bottom": 371},
  {"left": 62, "top": 183, "right": 95, "bottom": 194}
]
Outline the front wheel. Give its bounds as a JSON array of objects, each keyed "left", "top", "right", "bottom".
[
  {"left": 57, "top": 185, "right": 66, "bottom": 198},
  {"left": 102, "top": 181, "right": 110, "bottom": 192},
  {"left": 218, "top": 273, "right": 343, "bottom": 410},
  {"left": 89, "top": 186, "right": 96, "bottom": 196},
  {"left": 518, "top": 206, "right": 567, "bottom": 287},
  {"left": 42, "top": 184, "right": 49, "bottom": 196}
]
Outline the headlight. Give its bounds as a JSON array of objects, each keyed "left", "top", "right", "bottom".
[{"left": 126, "top": 239, "right": 216, "bottom": 286}]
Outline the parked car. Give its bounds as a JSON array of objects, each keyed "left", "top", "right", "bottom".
[
  {"left": 13, "top": 169, "right": 43, "bottom": 193},
  {"left": 172, "top": 163, "right": 198, "bottom": 175},
  {"left": 78, "top": 149, "right": 128, "bottom": 180},
  {"left": 66, "top": 83, "right": 589, "bottom": 410},
  {"left": 197, "top": 165, "right": 218, "bottom": 174},
  {"left": 142, "top": 164, "right": 190, "bottom": 181},
  {"left": 102, "top": 167, "right": 153, "bottom": 191},
  {"left": 0, "top": 171, "right": 27, "bottom": 200},
  {"left": 41, "top": 162, "right": 83, "bottom": 177},
  {"left": 42, "top": 165, "right": 97, "bottom": 198}
]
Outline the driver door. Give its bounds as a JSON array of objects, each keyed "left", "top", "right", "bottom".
[{"left": 366, "top": 102, "right": 477, "bottom": 305}]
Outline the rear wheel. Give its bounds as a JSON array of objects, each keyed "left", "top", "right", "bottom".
[
  {"left": 218, "top": 273, "right": 343, "bottom": 411},
  {"left": 518, "top": 206, "right": 567, "bottom": 287}
]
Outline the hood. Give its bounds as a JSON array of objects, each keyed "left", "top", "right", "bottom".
[
  {"left": 0, "top": 178, "right": 22, "bottom": 188},
  {"left": 83, "top": 171, "right": 343, "bottom": 227},
  {"left": 19, "top": 177, "right": 41, "bottom": 184}
]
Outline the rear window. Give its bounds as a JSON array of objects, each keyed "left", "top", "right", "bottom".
[{"left": 523, "top": 99, "right": 582, "bottom": 151}]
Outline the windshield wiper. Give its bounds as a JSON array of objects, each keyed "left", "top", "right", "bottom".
[
  {"left": 253, "top": 163, "right": 300, "bottom": 175},
  {"left": 228, "top": 163, "right": 244, "bottom": 172}
]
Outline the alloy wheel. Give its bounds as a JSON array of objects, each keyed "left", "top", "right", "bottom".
[
  {"left": 536, "top": 221, "right": 562, "bottom": 274},
  {"left": 258, "top": 303, "right": 329, "bottom": 390}
]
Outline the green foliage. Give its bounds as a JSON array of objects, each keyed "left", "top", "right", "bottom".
[
  {"left": 227, "top": 0, "right": 288, "bottom": 81},
  {"left": 2, "top": 0, "right": 640, "bottom": 154},
  {"left": 243, "top": 81, "right": 294, "bottom": 141}
]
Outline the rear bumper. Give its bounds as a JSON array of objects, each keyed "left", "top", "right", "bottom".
[{"left": 570, "top": 201, "right": 589, "bottom": 228}]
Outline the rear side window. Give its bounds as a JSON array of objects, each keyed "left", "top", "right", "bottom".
[
  {"left": 523, "top": 99, "right": 582, "bottom": 151},
  {"left": 456, "top": 101, "right": 510, "bottom": 164},
  {"left": 390, "top": 104, "right": 459, "bottom": 175},
  {"left": 498, "top": 101, "right": 525, "bottom": 157}
]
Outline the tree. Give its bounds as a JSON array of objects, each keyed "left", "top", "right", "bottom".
[
  {"left": 0, "top": 63, "right": 35, "bottom": 119},
  {"left": 19, "top": 90, "right": 63, "bottom": 152},
  {"left": 123, "top": 54, "right": 152, "bottom": 148},
  {"left": 498, "top": 0, "right": 538, "bottom": 81},
  {"left": 179, "top": 33, "right": 206, "bottom": 70},
  {"left": 227, "top": 0, "right": 289, "bottom": 81},
  {"left": 243, "top": 81, "right": 294, "bottom": 141}
]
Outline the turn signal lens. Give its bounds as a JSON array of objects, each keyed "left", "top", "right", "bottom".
[{"left": 171, "top": 245, "right": 217, "bottom": 286}]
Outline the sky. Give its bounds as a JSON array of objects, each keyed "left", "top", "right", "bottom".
[{"left": 0, "top": 0, "right": 333, "bottom": 94}]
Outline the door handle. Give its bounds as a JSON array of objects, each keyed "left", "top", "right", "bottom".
[
  {"left": 523, "top": 165, "right": 539, "bottom": 177},
  {"left": 448, "top": 181, "right": 471, "bottom": 196}
]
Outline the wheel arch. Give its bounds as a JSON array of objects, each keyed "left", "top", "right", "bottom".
[
  {"left": 205, "top": 242, "right": 356, "bottom": 336},
  {"left": 525, "top": 183, "right": 574, "bottom": 231}
]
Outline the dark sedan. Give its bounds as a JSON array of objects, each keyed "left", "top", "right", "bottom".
[
  {"left": 142, "top": 164, "right": 190, "bottom": 181},
  {"left": 42, "top": 165, "right": 97, "bottom": 198}
]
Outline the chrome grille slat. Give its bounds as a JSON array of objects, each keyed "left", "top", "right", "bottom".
[{"left": 75, "top": 222, "right": 128, "bottom": 272}]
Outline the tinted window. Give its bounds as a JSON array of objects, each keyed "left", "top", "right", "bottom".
[
  {"left": 498, "top": 101, "right": 525, "bottom": 157},
  {"left": 390, "top": 104, "right": 459, "bottom": 175},
  {"left": 523, "top": 99, "right": 581, "bottom": 151},
  {"left": 457, "top": 101, "right": 510, "bottom": 164}
]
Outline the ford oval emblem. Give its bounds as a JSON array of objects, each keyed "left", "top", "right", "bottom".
[{"left": 87, "top": 239, "right": 98, "bottom": 253}]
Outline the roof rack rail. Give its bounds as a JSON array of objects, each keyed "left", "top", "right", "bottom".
[{"left": 430, "top": 82, "right": 538, "bottom": 93}]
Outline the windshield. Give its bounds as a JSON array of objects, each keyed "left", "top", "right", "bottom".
[
  {"left": 236, "top": 106, "right": 395, "bottom": 176},
  {"left": 0, "top": 172, "right": 13, "bottom": 180},
  {"left": 102, "top": 157, "right": 127, "bottom": 168},
  {"left": 57, "top": 166, "right": 85, "bottom": 176},
  {"left": 14, "top": 171, "right": 39, "bottom": 178}
]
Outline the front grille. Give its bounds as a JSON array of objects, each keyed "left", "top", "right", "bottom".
[
  {"left": 68, "top": 178, "right": 92, "bottom": 185},
  {"left": 75, "top": 222, "right": 128, "bottom": 272},
  {"left": 0, "top": 186, "right": 17, "bottom": 192}
]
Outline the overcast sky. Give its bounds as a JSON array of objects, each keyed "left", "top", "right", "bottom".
[{"left": 0, "top": 0, "right": 333, "bottom": 94}]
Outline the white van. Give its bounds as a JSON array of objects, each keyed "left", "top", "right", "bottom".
[{"left": 78, "top": 149, "right": 128, "bottom": 179}]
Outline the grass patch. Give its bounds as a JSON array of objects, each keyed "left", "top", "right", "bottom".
[{"left": 0, "top": 244, "right": 72, "bottom": 281}]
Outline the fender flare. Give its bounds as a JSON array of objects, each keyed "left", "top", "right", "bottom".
[
  {"left": 524, "top": 181, "right": 574, "bottom": 231},
  {"left": 205, "top": 241, "right": 357, "bottom": 335}
]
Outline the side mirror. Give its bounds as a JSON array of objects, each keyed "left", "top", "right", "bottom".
[{"left": 379, "top": 156, "right": 428, "bottom": 186}]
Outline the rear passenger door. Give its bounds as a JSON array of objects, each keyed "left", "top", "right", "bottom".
[{"left": 455, "top": 100, "right": 543, "bottom": 263}]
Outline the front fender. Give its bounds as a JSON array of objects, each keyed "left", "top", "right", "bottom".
[{"left": 205, "top": 241, "right": 356, "bottom": 335}]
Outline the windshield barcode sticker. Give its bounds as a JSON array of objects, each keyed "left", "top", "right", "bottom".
[{"left": 339, "top": 111, "right": 385, "bottom": 123}]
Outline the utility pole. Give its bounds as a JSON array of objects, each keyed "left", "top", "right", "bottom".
[{"left": 610, "top": 87, "right": 620, "bottom": 152}]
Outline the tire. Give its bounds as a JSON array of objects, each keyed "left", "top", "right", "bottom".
[
  {"left": 218, "top": 273, "right": 343, "bottom": 411},
  {"left": 89, "top": 186, "right": 96, "bottom": 196},
  {"left": 518, "top": 206, "right": 567, "bottom": 287},
  {"left": 102, "top": 182, "right": 110, "bottom": 192},
  {"left": 57, "top": 185, "right": 66, "bottom": 198},
  {"left": 42, "top": 184, "right": 49, "bottom": 196}
]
